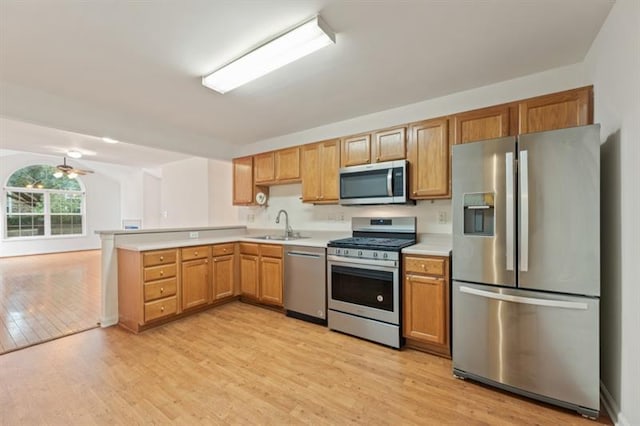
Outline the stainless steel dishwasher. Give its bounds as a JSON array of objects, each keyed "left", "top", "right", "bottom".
[{"left": 284, "top": 245, "right": 327, "bottom": 325}]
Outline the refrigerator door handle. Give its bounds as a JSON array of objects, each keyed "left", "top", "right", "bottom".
[
  {"left": 505, "top": 152, "right": 514, "bottom": 271},
  {"left": 459, "top": 286, "right": 588, "bottom": 310},
  {"left": 520, "top": 149, "right": 529, "bottom": 272}
]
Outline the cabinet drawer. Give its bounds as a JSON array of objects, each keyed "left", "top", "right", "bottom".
[
  {"left": 144, "top": 263, "right": 177, "bottom": 281},
  {"left": 260, "top": 244, "right": 282, "bottom": 258},
  {"left": 405, "top": 256, "right": 446, "bottom": 276},
  {"left": 144, "top": 296, "right": 177, "bottom": 323},
  {"left": 143, "top": 277, "right": 177, "bottom": 302},
  {"left": 143, "top": 249, "right": 177, "bottom": 267},
  {"left": 212, "top": 243, "right": 235, "bottom": 257},
  {"left": 181, "top": 245, "right": 210, "bottom": 261},
  {"left": 240, "top": 243, "right": 259, "bottom": 255}
]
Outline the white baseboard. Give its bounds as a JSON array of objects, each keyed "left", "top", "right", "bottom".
[
  {"left": 99, "top": 316, "right": 118, "bottom": 327},
  {"left": 600, "top": 381, "right": 630, "bottom": 426}
]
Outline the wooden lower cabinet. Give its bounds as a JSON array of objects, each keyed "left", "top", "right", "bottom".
[
  {"left": 259, "top": 255, "right": 283, "bottom": 306},
  {"left": 403, "top": 254, "right": 451, "bottom": 358},
  {"left": 118, "top": 244, "right": 239, "bottom": 333},
  {"left": 181, "top": 246, "right": 211, "bottom": 310},
  {"left": 239, "top": 243, "right": 284, "bottom": 307},
  {"left": 182, "top": 258, "right": 210, "bottom": 310},
  {"left": 213, "top": 254, "right": 235, "bottom": 300},
  {"left": 239, "top": 250, "right": 259, "bottom": 299},
  {"left": 118, "top": 248, "right": 179, "bottom": 333}
]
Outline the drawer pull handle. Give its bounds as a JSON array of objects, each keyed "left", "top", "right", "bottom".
[
  {"left": 160, "top": 306, "right": 165, "bottom": 312},
  {"left": 160, "top": 270, "right": 164, "bottom": 276},
  {"left": 160, "top": 287, "right": 164, "bottom": 293},
  {"left": 421, "top": 264, "right": 425, "bottom": 269},
  {"left": 160, "top": 256, "right": 164, "bottom": 261},
  {"left": 195, "top": 251, "right": 198, "bottom": 256}
]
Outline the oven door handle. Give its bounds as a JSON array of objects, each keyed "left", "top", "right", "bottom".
[{"left": 327, "top": 254, "right": 397, "bottom": 269}]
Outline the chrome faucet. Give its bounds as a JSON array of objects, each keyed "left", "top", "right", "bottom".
[{"left": 275, "top": 209, "right": 293, "bottom": 237}]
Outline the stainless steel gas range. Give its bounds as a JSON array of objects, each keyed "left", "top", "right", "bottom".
[{"left": 327, "top": 217, "right": 416, "bottom": 348}]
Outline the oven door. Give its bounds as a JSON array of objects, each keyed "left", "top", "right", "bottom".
[{"left": 327, "top": 255, "right": 399, "bottom": 325}]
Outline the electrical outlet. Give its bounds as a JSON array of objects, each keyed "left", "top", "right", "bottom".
[
  {"left": 189, "top": 231, "right": 199, "bottom": 238},
  {"left": 247, "top": 213, "right": 255, "bottom": 223},
  {"left": 438, "top": 211, "right": 447, "bottom": 224},
  {"left": 339, "top": 212, "right": 345, "bottom": 221}
]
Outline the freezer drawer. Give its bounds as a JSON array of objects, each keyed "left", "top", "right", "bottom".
[{"left": 452, "top": 281, "right": 599, "bottom": 416}]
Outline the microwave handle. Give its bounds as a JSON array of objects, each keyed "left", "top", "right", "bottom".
[{"left": 387, "top": 168, "right": 393, "bottom": 196}]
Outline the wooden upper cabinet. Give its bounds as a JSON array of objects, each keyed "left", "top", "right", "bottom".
[
  {"left": 453, "top": 105, "right": 512, "bottom": 144},
  {"left": 232, "top": 156, "right": 254, "bottom": 205},
  {"left": 407, "top": 118, "right": 450, "bottom": 199},
  {"left": 254, "top": 152, "right": 276, "bottom": 184},
  {"left": 301, "top": 139, "right": 340, "bottom": 204},
  {"left": 372, "top": 126, "right": 406, "bottom": 162},
  {"left": 518, "top": 86, "right": 593, "bottom": 134},
  {"left": 341, "top": 133, "right": 371, "bottom": 167},
  {"left": 275, "top": 147, "right": 301, "bottom": 182},
  {"left": 254, "top": 148, "right": 301, "bottom": 185}
]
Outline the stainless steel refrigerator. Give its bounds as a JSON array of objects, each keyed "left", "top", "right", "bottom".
[{"left": 451, "top": 124, "right": 600, "bottom": 419}]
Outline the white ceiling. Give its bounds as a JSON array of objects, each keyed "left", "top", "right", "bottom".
[
  {"left": 0, "top": 117, "right": 190, "bottom": 168},
  {"left": 0, "top": 0, "right": 613, "bottom": 163}
]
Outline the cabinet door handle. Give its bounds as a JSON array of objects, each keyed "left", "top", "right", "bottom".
[
  {"left": 160, "top": 256, "right": 164, "bottom": 261},
  {"left": 160, "top": 306, "right": 165, "bottom": 312},
  {"left": 195, "top": 251, "right": 198, "bottom": 256},
  {"left": 160, "top": 287, "right": 164, "bottom": 293},
  {"left": 160, "top": 270, "right": 164, "bottom": 276}
]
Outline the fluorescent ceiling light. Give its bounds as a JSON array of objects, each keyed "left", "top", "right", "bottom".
[
  {"left": 67, "top": 150, "right": 82, "bottom": 159},
  {"left": 202, "top": 15, "right": 335, "bottom": 94},
  {"left": 102, "top": 137, "right": 119, "bottom": 144}
]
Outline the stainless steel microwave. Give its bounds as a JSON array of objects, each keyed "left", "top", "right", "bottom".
[{"left": 339, "top": 160, "right": 411, "bottom": 205}]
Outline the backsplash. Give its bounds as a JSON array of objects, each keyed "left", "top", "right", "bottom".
[{"left": 239, "top": 183, "right": 452, "bottom": 234}]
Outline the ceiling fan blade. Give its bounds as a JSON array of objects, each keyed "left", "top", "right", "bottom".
[{"left": 72, "top": 168, "right": 94, "bottom": 175}]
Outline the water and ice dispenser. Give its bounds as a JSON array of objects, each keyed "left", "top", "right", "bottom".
[{"left": 463, "top": 193, "right": 495, "bottom": 236}]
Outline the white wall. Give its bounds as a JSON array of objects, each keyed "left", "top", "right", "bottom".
[
  {"left": 236, "top": 62, "right": 589, "bottom": 157},
  {"left": 208, "top": 158, "right": 239, "bottom": 226},
  {"left": 0, "top": 152, "right": 121, "bottom": 257},
  {"left": 142, "top": 170, "right": 161, "bottom": 228},
  {"left": 584, "top": 0, "right": 640, "bottom": 424},
  {"left": 159, "top": 157, "right": 210, "bottom": 228},
  {"left": 242, "top": 183, "right": 451, "bottom": 234}
]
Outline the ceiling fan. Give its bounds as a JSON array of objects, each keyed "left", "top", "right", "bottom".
[{"left": 54, "top": 157, "right": 94, "bottom": 178}]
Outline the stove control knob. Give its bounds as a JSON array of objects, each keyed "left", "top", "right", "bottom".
[
  {"left": 383, "top": 253, "right": 388, "bottom": 259},
  {"left": 358, "top": 251, "right": 363, "bottom": 256},
  {"left": 373, "top": 252, "right": 378, "bottom": 258},
  {"left": 344, "top": 250, "right": 349, "bottom": 256},
  {"left": 336, "top": 249, "right": 341, "bottom": 255}
]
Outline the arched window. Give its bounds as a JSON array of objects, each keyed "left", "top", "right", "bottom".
[{"left": 4, "top": 165, "right": 86, "bottom": 239}]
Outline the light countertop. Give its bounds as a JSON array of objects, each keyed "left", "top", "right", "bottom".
[
  {"left": 115, "top": 230, "right": 351, "bottom": 252},
  {"left": 402, "top": 233, "right": 452, "bottom": 257},
  {"left": 115, "top": 228, "right": 452, "bottom": 256}
]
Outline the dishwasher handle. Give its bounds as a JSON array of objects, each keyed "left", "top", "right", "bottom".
[{"left": 286, "top": 250, "right": 324, "bottom": 259}]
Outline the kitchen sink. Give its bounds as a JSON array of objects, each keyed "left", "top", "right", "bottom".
[{"left": 250, "top": 234, "right": 310, "bottom": 241}]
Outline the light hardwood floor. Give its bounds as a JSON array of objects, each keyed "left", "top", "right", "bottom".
[
  {"left": 0, "top": 250, "right": 100, "bottom": 354},
  {"left": 0, "top": 301, "right": 611, "bottom": 425}
]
